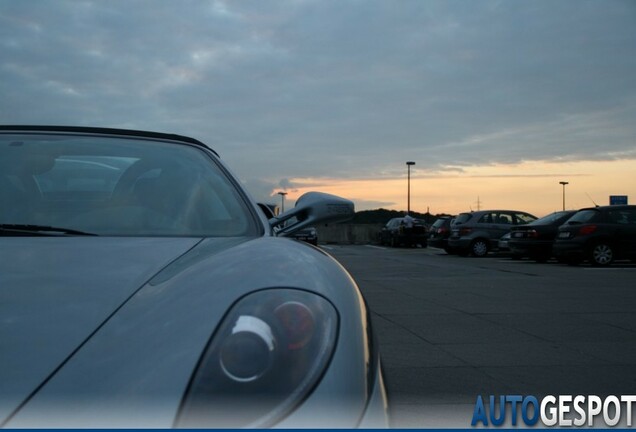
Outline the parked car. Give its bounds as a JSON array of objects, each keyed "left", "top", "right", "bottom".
[
  {"left": 508, "top": 210, "right": 577, "bottom": 262},
  {"left": 447, "top": 210, "right": 537, "bottom": 257},
  {"left": 292, "top": 226, "right": 318, "bottom": 246},
  {"left": 428, "top": 216, "right": 455, "bottom": 253},
  {"left": 553, "top": 205, "right": 636, "bottom": 266},
  {"left": 378, "top": 216, "right": 427, "bottom": 247},
  {"left": 0, "top": 126, "right": 387, "bottom": 428}
]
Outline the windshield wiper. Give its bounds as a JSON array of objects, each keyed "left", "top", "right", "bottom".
[{"left": 0, "top": 224, "right": 98, "bottom": 236}]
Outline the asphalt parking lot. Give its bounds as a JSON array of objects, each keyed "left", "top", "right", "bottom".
[{"left": 323, "top": 245, "right": 636, "bottom": 428}]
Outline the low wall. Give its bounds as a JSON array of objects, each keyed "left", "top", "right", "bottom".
[{"left": 316, "top": 223, "right": 383, "bottom": 245}]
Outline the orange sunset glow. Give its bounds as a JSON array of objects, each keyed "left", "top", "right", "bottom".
[{"left": 278, "top": 159, "right": 636, "bottom": 217}]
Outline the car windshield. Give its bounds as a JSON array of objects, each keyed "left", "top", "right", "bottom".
[
  {"left": 0, "top": 133, "right": 258, "bottom": 237},
  {"left": 527, "top": 211, "right": 572, "bottom": 226}
]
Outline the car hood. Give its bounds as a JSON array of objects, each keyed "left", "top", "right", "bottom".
[
  {"left": 1, "top": 236, "right": 371, "bottom": 428},
  {"left": 0, "top": 237, "right": 202, "bottom": 423}
]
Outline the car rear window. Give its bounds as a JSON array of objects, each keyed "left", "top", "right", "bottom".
[
  {"left": 454, "top": 213, "right": 472, "bottom": 224},
  {"left": 528, "top": 211, "right": 572, "bottom": 226},
  {"left": 567, "top": 209, "right": 599, "bottom": 224},
  {"left": 430, "top": 218, "right": 447, "bottom": 229}
]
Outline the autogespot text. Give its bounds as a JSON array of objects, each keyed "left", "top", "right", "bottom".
[{"left": 471, "top": 395, "right": 636, "bottom": 427}]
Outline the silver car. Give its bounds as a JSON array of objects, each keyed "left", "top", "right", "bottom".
[
  {"left": 0, "top": 126, "right": 388, "bottom": 428},
  {"left": 448, "top": 209, "right": 537, "bottom": 257}
]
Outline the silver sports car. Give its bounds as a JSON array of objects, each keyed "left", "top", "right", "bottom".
[{"left": 0, "top": 126, "right": 388, "bottom": 428}]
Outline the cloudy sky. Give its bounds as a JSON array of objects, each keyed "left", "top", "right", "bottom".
[{"left": 1, "top": 0, "right": 635, "bottom": 215}]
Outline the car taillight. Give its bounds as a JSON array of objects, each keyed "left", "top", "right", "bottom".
[
  {"left": 459, "top": 227, "right": 472, "bottom": 235},
  {"left": 438, "top": 227, "right": 448, "bottom": 234},
  {"left": 578, "top": 225, "right": 597, "bottom": 236},
  {"left": 527, "top": 229, "right": 539, "bottom": 238}
]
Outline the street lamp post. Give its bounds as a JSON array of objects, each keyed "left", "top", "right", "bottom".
[
  {"left": 559, "top": 181, "right": 569, "bottom": 211},
  {"left": 406, "top": 161, "right": 415, "bottom": 214},
  {"left": 277, "top": 191, "right": 288, "bottom": 213}
]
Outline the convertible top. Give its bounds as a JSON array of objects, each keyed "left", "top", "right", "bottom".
[{"left": 0, "top": 125, "right": 219, "bottom": 157}]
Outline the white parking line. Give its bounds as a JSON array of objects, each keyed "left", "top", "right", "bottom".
[{"left": 365, "top": 245, "right": 387, "bottom": 250}]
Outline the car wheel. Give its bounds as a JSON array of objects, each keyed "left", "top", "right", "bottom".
[
  {"left": 470, "top": 239, "right": 489, "bottom": 257},
  {"left": 390, "top": 236, "right": 397, "bottom": 247},
  {"left": 510, "top": 254, "right": 522, "bottom": 260},
  {"left": 589, "top": 242, "right": 614, "bottom": 266}
]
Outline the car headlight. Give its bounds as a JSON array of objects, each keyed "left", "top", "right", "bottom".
[{"left": 175, "top": 289, "right": 339, "bottom": 428}]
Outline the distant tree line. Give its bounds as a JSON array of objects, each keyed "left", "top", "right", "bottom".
[{"left": 351, "top": 208, "right": 454, "bottom": 225}]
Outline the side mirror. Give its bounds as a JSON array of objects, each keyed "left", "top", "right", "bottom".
[{"left": 270, "top": 192, "right": 354, "bottom": 237}]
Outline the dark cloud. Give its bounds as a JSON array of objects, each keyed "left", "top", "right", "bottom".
[
  {"left": 277, "top": 178, "right": 297, "bottom": 191},
  {"left": 1, "top": 0, "right": 635, "bottom": 194}
]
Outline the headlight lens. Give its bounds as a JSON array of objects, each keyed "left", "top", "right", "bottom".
[{"left": 176, "top": 289, "right": 338, "bottom": 428}]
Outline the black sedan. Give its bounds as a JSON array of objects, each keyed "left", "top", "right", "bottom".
[
  {"left": 508, "top": 210, "right": 577, "bottom": 262},
  {"left": 553, "top": 205, "right": 636, "bottom": 266}
]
